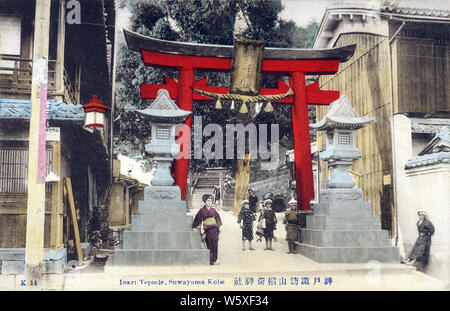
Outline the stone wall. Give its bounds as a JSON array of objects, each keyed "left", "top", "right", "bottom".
[
  {"left": 249, "top": 173, "right": 291, "bottom": 200},
  {"left": 392, "top": 114, "right": 450, "bottom": 283},
  {"left": 404, "top": 162, "right": 450, "bottom": 283}
]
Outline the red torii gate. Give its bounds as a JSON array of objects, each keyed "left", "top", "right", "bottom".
[{"left": 124, "top": 30, "right": 356, "bottom": 210}]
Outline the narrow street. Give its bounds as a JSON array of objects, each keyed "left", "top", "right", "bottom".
[
  {"left": 206, "top": 208, "right": 313, "bottom": 272},
  {"left": 0, "top": 207, "right": 447, "bottom": 291},
  {"left": 58, "top": 208, "right": 448, "bottom": 291}
]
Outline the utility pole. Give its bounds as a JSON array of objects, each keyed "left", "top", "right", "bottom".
[{"left": 25, "top": 0, "right": 51, "bottom": 289}]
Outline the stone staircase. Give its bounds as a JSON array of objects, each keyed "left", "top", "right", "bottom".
[
  {"left": 296, "top": 188, "right": 399, "bottom": 263},
  {"left": 190, "top": 169, "right": 227, "bottom": 209},
  {"left": 191, "top": 188, "right": 215, "bottom": 209}
]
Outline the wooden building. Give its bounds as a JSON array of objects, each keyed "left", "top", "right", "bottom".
[
  {"left": 109, "top": 158, "right": 146, "bottom": 229},
  {"left": 313, "top": 4, "right": 449, "bottom": 241},
  {"left": 0, "top": 0, "right": 115, "bottom": 273}
]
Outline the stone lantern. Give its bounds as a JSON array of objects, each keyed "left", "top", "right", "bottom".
[
  {"left": 113, "top": 89, "right": 210, "bottom": 266},
  {"left": 136, "top": 88, "right": 191, "bottom": 188},
  {"left": 311, "top": 95, "right": 375, "bottom": 189},
  {"left": 296, "top": 95, "right": 399, "bottom": 263}
]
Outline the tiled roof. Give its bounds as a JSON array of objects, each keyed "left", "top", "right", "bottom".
[
  {"left": 382, "top": 6, "right": 450, "bottom": 19},
  {"left": 0, "top": 98, "right": 84, "bottom": 120}
]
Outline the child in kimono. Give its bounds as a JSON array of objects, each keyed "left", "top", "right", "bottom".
[
  {"left": 283, "top": 198, "right": 299, "bottom": 254},
  {"left": 237, "top": 200, "right": 256, "bottom": 250},
  {"left": 259, "top": 199, "right": 277, "bottom": 250}
]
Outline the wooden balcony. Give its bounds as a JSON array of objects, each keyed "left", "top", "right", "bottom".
[{"left": 0, "top": 54, "right": 78, "bottom": 105}]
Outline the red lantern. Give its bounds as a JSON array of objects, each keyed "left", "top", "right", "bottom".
[{"left": 82, "top": 95, "right": 109, "bottom": 129}]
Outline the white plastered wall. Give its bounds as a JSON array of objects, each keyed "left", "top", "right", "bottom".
[{"left": 391, "top": 113, "right": 450, "bottom": 283}]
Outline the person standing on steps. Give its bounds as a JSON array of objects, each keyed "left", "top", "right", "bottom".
[
  {"left": 192, "top": 194, "right": 222, "bottom": 265},
  {"left": 259, "top": 199, "right": 277, "bottom": 250},
  {"left": 237, "top": 200, "right": 256, "bottom": 251},
  {"left": 213, "top": 185, "right": 221, "bottom": 211},
  {"left": 283, "top": 198, "right": 300, "bottom": 254}
]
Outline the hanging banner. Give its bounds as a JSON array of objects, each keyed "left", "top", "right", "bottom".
[{"left": 37, "top": 83, "right": 48, "bottom": 183}]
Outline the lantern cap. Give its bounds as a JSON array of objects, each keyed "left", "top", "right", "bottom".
[
  {"left": 136, "top": 89, "right": 191, "bottom": 122},
  {"left": 83, "top": 95, "right": 109, "bottom": 112},
  {"left": 310, "top": 95, "right": 375, "bottom": 131}
]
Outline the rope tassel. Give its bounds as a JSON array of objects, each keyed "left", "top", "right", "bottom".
[
  {"left": 264, "top": 101, "right": 274, "bottom": 112},
  {"left": 190, "top": 87, "right": 294, "bottom": 114},
  {"left": 215, "top": 99, "right": 223, "bottom": 109},
  {"left": 239, "top": 102, "right": 248, "bottom": 114}
]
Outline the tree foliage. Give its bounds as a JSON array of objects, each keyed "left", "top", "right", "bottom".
[{"left": 114, "top": 0, "right": 319, "bottom": 175}]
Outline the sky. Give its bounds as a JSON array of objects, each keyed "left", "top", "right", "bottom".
[
  {"left": 281, "top": 0, "right": 450, "bottom": 26},
  {"left": 117, "top": 0, "right": 450, "bottom": 31}
]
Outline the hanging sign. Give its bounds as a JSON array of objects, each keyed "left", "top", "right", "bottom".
[{"left": 46, "top": 127, "right": 61, "bottom": 141}]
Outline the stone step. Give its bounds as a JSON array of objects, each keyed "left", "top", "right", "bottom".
[
  {"left": 192, "top": 193, "right": 214, "bottom": 199},
  {"left": 295, "top": 243, "right": 399, "bottom": 263},
  {"left": 191, "top": 203, "right": 206, "bottom": 209},
  {"left": 191, "top": 198, "right": 211, "bottom": 203},
  {"left": 191, "top": 198, "right": 205, "bottom": 202},
  {"left": 143, "top": 186, "right": 181, "bottom": 201},
  {"left": 0, "top": 247, "right": 67, "bottom": 274},
  {"left": 191, "top": 200, "right": 205, "bottom": 204},
  {"left": 192, "top": 195, "right": 209, "bottom": 199},
  {"left": 301, "top": 229, "right": 391, "bottom": 247},
  {"left": 130, "top": 214, "right": 194, "bottom": 232},
  {"left": 313, "top": 201, "right": 373, "bottom": 216},
  {"left": 192, "top": 188, "right": 214, "bottom": 192},
  {"left": 137, "top": 201, "right": 187, "bottom": 216},
  {"left": 306, "top": 215, "right": 380, "bottom": 230},
  {"left": 195, "top": 180, "right": 219, "bottom": 185},
  {"left": 191, "top": 197, "right": 207, "bottom": 201},
  {"left": 114, "top": 249, "right": 210, "bottom": 266},
  {"left": 196, "top": 178, "right": 219, "bottom": 183},
  {"left": 191, "top": 204, "right": 206, "bottom": 209},
  {"left": 122, "top": 231, "right": 203, "bottom": 250}
]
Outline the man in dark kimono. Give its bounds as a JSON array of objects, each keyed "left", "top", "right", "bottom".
[
  {"left": 406, "top": 211, "right": 435, "bottom": 266},
  {"left": 192, "top": 194, "right": 222, "bottom": 265}
]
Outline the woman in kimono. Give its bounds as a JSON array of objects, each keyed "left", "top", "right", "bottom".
[
  {"left": 237, "top": 200, "right": 256, "bottom": 251},
  {"left": 192, "top": 194, "right": 222, "bottom": 265},
  {"left": 406, "top": 211, "right": 435, "bottom": 266},
  {"left": 283, "top": 198, "right": 299, "bottom": 254},
  {"left": 259, "top": 199, "right": 277, "bottom": 250}
]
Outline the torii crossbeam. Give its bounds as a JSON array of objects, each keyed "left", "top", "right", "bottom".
[{"left": 124, "top": 30, "right": 356, "bottom": 210}]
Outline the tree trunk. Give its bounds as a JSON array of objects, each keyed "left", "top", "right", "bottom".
[{"left": 233, "top": 153, "right": 250, "bottom": 215}]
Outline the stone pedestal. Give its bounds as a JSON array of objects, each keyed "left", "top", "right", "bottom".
[
  {"left": 114, "top": 186, "right": 209, "bottom": 266},
  {"left": 0, "top": 247, "right": 67, "bottom": 274},
  {"left": 114, "top": 88, "right": 209, "bottom": 266},
  {"left": 296, "top": 188, "right": 399, "bottom": 263}
]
